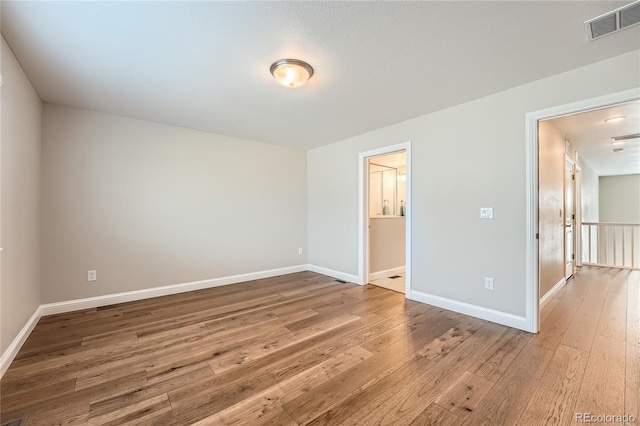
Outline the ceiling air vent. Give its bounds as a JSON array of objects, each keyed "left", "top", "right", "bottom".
[
  {"left": 621, "top": 2, "right": 640, "bottom": 28},
  {"left": 585, "top": 0, "right": 640, "bottom": 40}
]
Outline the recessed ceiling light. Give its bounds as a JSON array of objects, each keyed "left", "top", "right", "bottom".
[
  {"left": 270, "top": 59, "right": 314, "bottom": 88},
  {"left": 605, "top": 116, "right": 626, "bottom": 123}
]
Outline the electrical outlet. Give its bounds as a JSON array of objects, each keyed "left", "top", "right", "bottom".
[
  {"left": 484, "top": 277, "right": 493, "bottom": 290},
  {"left": 298, "top": 248, "right": 303, "bottom": 255},
  {"left": 88, "top": 270, "right": 97, "bottom": 282}
]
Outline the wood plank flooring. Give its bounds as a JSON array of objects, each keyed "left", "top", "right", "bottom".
[{"left": 1, "top": 266, "right": 637, "bottom": 425}]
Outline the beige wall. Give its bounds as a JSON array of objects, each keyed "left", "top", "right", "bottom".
[
  {"left": 1, "top": 37, "right": 42, "bottom": 354},
  {"left": 41, "top": 104, "right": 307, "bottom": 303},
  {"left": 369, "top": 217, "right": 405, "bottom": 275},
  {"left": 538, "top": 121, "right": 565, "bottom": 299},
  {"left": 308, "top": 50, "right": 640, "bottom": 317},
  {"left": 580, "top": 158, "right": 599, "bottom": 223},
  {"left": 599, "top": 174, "right": 640, "bottom": 223}
]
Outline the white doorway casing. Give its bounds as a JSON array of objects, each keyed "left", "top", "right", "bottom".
[
  {"left": 525, "top": 88, "right": 640, "bottom": 333},
  {"left": 574, "top": 163, "right": 583, "bottom": 269},
  {"left": 358, "top": 142, "right": 412, "bottom": 295},
  {"left": 564, "top": 154, "right": 575, "bottom": 281}
]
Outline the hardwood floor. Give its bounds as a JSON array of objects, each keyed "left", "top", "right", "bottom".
[{"left": 1, "top": 267, "right": 637, "bottom": 425}]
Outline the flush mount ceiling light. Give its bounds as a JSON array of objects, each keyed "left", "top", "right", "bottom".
[
  {"left": 270, "top": 59, "right": 314, "bottom": 88},
  {"left": 605, "top": 116, "right": 626, "bottom": 123}
]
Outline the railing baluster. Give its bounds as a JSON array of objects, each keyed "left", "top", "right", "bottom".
[
  {"left": 605, "top": 226, "right": 608, "bottom": 265},
  {"left": 578, "top": 222, "right": 639, "bottom": 270},
  {"left": 588, "top": 224, "right": 591, "bottom": 264},
  {"left": 633, "top": 226, "right": 636, "bottom": 269},
  {"left": 613, "top": 225, "right": 617, "bottom": 266},
  {"left": 621, "top": 226, "right": 627, "bottom": 266}
]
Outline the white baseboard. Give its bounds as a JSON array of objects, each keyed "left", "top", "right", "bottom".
[
  {"left": 307, "top": 264, "right": 361, "bottom": 285},
  {"left": 408, "top": 289, "right": 530, "bottom": 332},
  {"left": 39, "top": 265, "right": 308, "bottom": 316},
  {"left": 539, "top": 277, "right": 566, "bottom": 310},
  {"left": 369, "top": 267, "right": 405, "bottom": 281},
  {"left": 1, "top": 306, "right": 42, "bottom": 378}
]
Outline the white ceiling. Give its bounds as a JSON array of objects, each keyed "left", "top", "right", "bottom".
[
  {"left": 549, "top": 101, "right": 640, "bottom": 176},
  {"left": 2, "top": 1, "right": 640, "bottom": 151}
]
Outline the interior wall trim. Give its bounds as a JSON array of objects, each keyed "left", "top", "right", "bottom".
[
  {"left": 0, "top": 306, "right": 42, "bottom": 378},
  {"left": 368, "top": 266, "right": 405, "bottom": 281},
  {"left": 39, "top": 265, "right": 309, "bottom": 316},
  {"left": 307, "top": 264, "right": 360, "bottom": 284},
  {"left": 539, "top": 277, "right": 567, "bottom": 310},
  {"left": 408, "top": 289, "right": 530, "bottom": 332}
]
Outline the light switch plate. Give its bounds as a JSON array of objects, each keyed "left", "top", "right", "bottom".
[{"left": 480, "top": 207, "right": 493, "bottom": 219}]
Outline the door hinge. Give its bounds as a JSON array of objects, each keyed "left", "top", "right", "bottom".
[
  {"left": 536, "top": 233, "right": 539, "bottom": 240},
  {"left": 572, "top": 254, "right": 575, "bottom": 260},
  {"left": 572, "top": 174, "right": 575, "bottom": 180},
  {"left": 572, "top": 214, "right": 575, "bottom": 220}
]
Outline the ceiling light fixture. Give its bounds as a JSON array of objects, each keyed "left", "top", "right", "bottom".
[
  {"left": 270, "top": 59, "right": 314, "bottom": 88},
  {"left": 605, "top": 116, "right": 626, "bottom": 123}
]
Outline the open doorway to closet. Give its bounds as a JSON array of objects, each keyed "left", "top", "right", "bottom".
[{"left": 358, "top": 142, "right": 412, "bottom": 296}]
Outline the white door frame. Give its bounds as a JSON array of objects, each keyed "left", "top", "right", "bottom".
[
  {"left": 358, "top": 141, "right": 412, "bottom": 295},
  {"left": 564, "top": 154, "right": 576, "bottom": 280},
  {"left": 574, "top": 162, "right": 583, "bottom": 268},
  {"left": 525, "top": 88, "right": 639, "bottom": 333}
]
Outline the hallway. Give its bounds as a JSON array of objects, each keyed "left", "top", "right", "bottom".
[{"left": 530, "top": 266, "right": 639, "bottom": 424}]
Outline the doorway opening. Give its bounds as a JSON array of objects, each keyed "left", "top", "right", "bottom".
[
  {"left": 358, "top": 142, "right": 412, "bottom": 296},
  {"left": 368, "top": 151, "right": 407, "bottom": 293},
  {"left": 526, "top": 88, "right": 639, "bottom": 333}
]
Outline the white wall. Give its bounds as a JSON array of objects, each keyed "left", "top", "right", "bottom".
[
  {"left": 599, "top": 174, "right": 640, "bottom": 223},
  {"left": 308, "top": 50, "right": 640, "bottom": 317},
  {"left": 580, "top": 158, "right": 599, "bottom": 223},
  {"left": 1, "top": 37, "right": 42, "bottom": 354},
  {"left": 369, "top": 217, "right": 405, "bottom": 275},
  {"left": 41, "top": 104, "right": 307, "bottom": 303}
]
